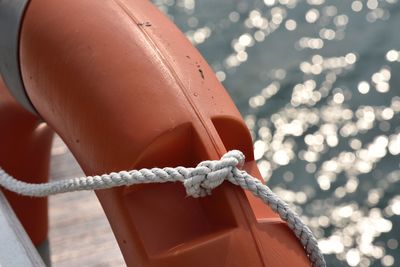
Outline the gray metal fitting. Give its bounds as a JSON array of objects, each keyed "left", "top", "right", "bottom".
[{"left": 0, "top": 0, "right": 38, "bottom": 115}]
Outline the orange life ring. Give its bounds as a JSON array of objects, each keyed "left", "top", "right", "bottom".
[{"left": 2, "top": 0, "right": 311, "bottom": 265}]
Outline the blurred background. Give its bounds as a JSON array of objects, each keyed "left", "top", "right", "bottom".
[{"left": 48, "top": 0, "right": 400, "bottom": 266}]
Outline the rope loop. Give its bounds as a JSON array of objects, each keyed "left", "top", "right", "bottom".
[{"left": 183, "top": 150, "right": 245, "bottom": 197}]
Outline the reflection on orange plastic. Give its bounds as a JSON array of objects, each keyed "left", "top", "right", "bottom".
[{"left": 3, "top": 0, "right": 314, "bottom": 265}]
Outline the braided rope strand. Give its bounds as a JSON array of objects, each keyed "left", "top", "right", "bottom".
[{"left": 0, "top": 150, "right": 325, "bottom": 266}]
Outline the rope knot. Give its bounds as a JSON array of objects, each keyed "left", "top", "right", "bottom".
[{"left": 183, "top": 150, "right": 245, "bottom": 197}]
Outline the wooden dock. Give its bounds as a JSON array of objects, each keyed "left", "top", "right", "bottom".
[{"left": 48, "top": 136, "right": 124, "bottom": 266}]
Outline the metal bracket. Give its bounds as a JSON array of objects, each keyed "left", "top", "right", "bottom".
[
  {"left": 0, "top": 192, "right": 45, "bottom": 267},
  {"left": 0, "top": 0, "right": 38, "bottom": 115}
]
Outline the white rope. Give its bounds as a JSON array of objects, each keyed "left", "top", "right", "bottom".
[{"left": 0, "top": 150, "right": 325, "bottom": 266}]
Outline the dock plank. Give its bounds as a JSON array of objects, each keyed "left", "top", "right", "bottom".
[{"left": 49, "top": 136, "right": 124, "bottom": 267}]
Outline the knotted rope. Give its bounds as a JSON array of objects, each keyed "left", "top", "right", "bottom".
[{"left": 0, "top": 150, "right": 325, "bottom": 266}]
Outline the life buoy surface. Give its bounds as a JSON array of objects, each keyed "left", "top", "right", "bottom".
[
  {"left": 15, "top": 0, "right": 311, "bottom": 265},
  {"left": 0, "top": 77, "right": 53, "bottom": 246}
]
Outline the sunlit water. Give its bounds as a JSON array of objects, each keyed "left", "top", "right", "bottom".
[{"left": 152, "top": 0, "right": 400, "bottom": 266}]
